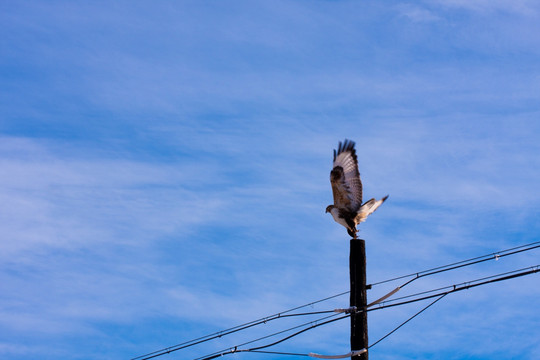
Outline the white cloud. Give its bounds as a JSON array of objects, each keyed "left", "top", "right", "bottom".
[
  {"left": 2, "top": 1, "right": 540, "bottom": 359},
  {"left": 397, "top": 4, "right": 441, "bottom": 22},
  {"left": 433, "top": 0, "right": 539, "bottom": 15}
]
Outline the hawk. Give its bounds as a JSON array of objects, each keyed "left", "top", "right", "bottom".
[{"left": 325, "top": 139, "right": 388, "bottom": 238}]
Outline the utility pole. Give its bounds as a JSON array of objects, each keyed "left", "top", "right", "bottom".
[{"left": 350, "top": 239, "right": 368, "bottom": 359}]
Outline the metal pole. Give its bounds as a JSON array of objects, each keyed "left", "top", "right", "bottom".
[{"left": 350, "top": 239, "right": 368, "bottom": 359}]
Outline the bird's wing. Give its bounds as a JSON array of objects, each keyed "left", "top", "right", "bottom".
[
  {"left": 355, "top": 195, "right": 389, "bottom": 223},
  {"left": 330, "top": 139, "right": 363, "bottom": 212}
]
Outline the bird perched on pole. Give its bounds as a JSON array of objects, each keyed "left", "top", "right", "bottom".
[{"left": 326, "top": 139, "right": 388, "bottom": 239}]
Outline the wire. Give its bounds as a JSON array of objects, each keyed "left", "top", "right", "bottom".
[
  {"left": 246, "top": 315, "right": 347, "bottom": 353},
  {"left": 362, "top": 241, "right": 540, "bottom": 304},
  {"left": 131, "top": 292, "right": 348, "bottom": 360},
  {"left": 193, "top": 313, "right": 350, "bottom": 360},
  {"left": 370, "top": 265, "right": 540, "bottom": 311},
  {"left": 180, "top": 264, "right": 539, "bottom": 360},
  {"left": 369, "top": 240, "right": 540, "bottom": 288},
  {"left": 363, "top": 241, "right": 540, "bottom": 311},
  {"left": 373, "top": 266, "right": 538, "bottom": 307},
  {"left": 132, "top": 241, "right": 540, "bottom": 360},
  {"left": 363, "top": 265, "right": 540, "bottom": 351},
  {"left": 230, "top": 264, "right": 540, "bottom": 359},
  {"left": 246, "top": 350, "right": 310, "bottom": 357},
  {"left": 368, "top": 294, "right": 447, "bottom": 349}
]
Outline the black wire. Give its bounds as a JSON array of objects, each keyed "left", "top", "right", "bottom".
[
  {"left": 377, "top": 265, "right": 539, "bottom": 306},
  {"left": 369, "top": 241, "right": 540, "bottom": 288},
  {"left": 132, "top": 292, "right": 348, "bottom": 360},
  {"left": 365, "top": 265, "right": 540, "bottom": 350},
  {"left": 368, "top": 294, "right": 447, "bottom": 349},
  {"left": 242, "top": 265, "right": 539, "bottom": 358},
  {"left": 193, "top": 313, "right": 349, "bottom": 360},
  {"left": 370, "top": 265, "right": 540, "bottom": 311},
  {"left": 132, "top": 241, "right": 540, "bottom": 360},
  {"left": 190, "top": 265, "right": 539, "bottom": 360},
  {"left": 280, "top": 310, "right": 336, "bottom": 317},
  {"left": 246, "top": 315, "right": 348, "bottom": 352}
]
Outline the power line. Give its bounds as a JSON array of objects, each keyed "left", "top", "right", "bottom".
[
  {"left": 197, "top": 265, "right": 539, "bottom": 360},
  {"left": 193, "top": 313, "right": 349, "bottom": 360},
  {"left": 373, "top": 265, "right": 538, "bottom": 307},
  {"left": 246, "top": 350, "right": 310, "bottom": 357},
  {"left": 362, "top": 241, "right": 540, "bottom": 312},
  {"left": 357, "top": 265, "right": 540, "bottom": 354},
  {"left": 369, "top": 240, "right": 540, "bottom": 288},
  {"left": 131, "top": 292, "right": 348, "bottom": 360},
  {"left": 368, "top": 294, "right": 447, "bottom": 349},
  {"left": 370, "top": 265, "right": 540, "bottom": 311},
  {"left": 131, "top": 241, "right": 540, "bottom": 360},
  {"left": 362, "top": 241, "right": 540, "bottom": 307}
]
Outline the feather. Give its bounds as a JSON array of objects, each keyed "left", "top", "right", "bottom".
[
  {"left": 355, "top": 195, "right": 389, "bottom": 223},
  {"left": 330, "top": 139, "right": 362, "bottom": 212},
  {"left": 326, "top": 139, "right": 388, "bottom": 238}
]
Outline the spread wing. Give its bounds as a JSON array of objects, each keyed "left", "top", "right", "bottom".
[
  {"left": 355, "top": 195, "right": 389, "bottom": 223},
  {"left": 330, "top": 139, "right": 363, "bottom": 212}
]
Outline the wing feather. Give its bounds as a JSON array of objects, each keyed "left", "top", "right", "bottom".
[
  {"left": 355, "top": 195, "right": 389, "bottom": 223},
  {"left": 330, "top": 139, "right": 363, "bottom": 212}
]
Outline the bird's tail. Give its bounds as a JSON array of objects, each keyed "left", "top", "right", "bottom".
[{"left": 355, "top": 195, "right": 389, "bottom": 224}]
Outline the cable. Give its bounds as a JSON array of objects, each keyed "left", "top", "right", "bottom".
[
  {"left": 370, "top": 265, "right": 540, "bottom": 311},
  {"left": 363, "top": 241, "right": 540, "bottom": 304},
  {"left": 246, "top": 315, "right": 347, "bottom": 353},
  {"left": 309, "top": 265, "right": 540, "bottom": 360},
  {"left": 193, "top": 313, "right": 350, "bottom": 360},
  {"left": 368, "top": 294, "right": 447, "bottom": 349},
  {"left": 374, "top": 265, "right": 538, "bottom": 307},
  {"left": 132, "top": 241, "right": 540, "bottom": 360},
  {"left": 369, "top": 240, "right": 540, "bottom": 288},
  {"left": 362, "top": 264, "right": 540, "bottom": 352},
  {"left": 245, "top": 350, "right": 310, "bottom": 357},
  {"left": 247, "top": 265, "right": 538, "bottom": 359},
  {"left": 205, "top": 265, "right": 539, "bottom": 359},
  {"left": 165, "top": 265, "right": 540, "bottom": 360},
  {"left": 131, "top": 292, "right": 348, "bottom": 360}
]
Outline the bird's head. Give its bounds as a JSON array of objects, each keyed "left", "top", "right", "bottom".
[{"left": 325, "top": 205, "right": 334, "bottom": 213}]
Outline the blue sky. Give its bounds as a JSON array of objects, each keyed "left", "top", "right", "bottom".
[{"left": 1, "top": 1, "right": 540, "bottom": 359}]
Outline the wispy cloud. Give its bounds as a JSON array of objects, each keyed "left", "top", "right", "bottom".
[
  {"left": 434, "top": 0, "right": 540, "bottom": 15},
  {"left": 396, "top": 4, "right": 441, "bottom": 22},
  {"left": 2, "top": 1, "right": 540, "bottom": 359}
]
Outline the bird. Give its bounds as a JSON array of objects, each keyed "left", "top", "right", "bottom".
[{"left": 325, "top": 139, "right": 388, "bottom": 238}]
